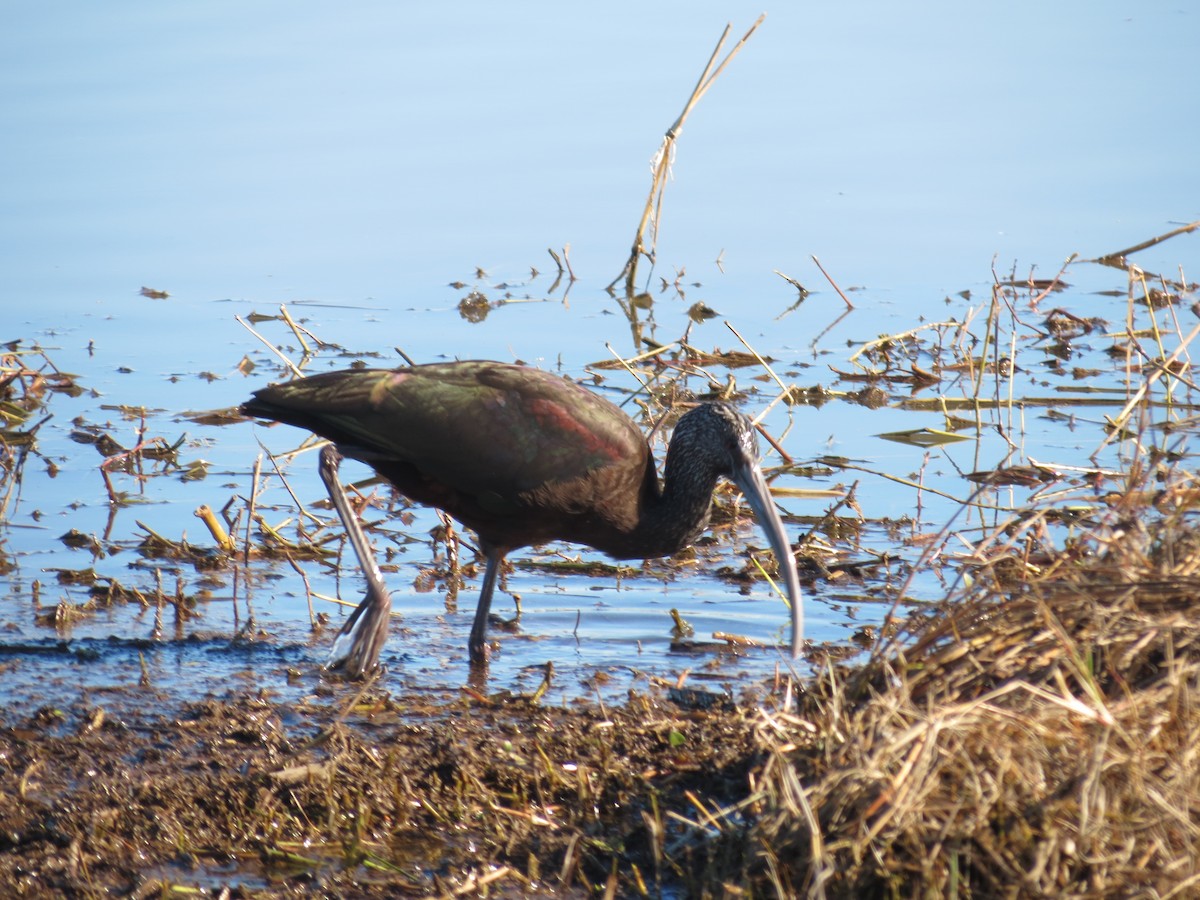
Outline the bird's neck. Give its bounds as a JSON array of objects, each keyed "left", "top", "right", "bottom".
[{"left": 625, "top": 449, "right": 718, "bottom": 559}]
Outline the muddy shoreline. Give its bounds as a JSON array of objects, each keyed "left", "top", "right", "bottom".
[{"left": 1, "top": 676, "right": 775, "bottom": 897}]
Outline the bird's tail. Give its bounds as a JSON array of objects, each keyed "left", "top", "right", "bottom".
[{"left": 326, "top": 587, "right": 392, "bottom": 678}]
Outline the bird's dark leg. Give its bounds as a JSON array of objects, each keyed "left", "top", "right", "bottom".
[
  {"left": 319, "top": 444, "right": 393, "bottom": 678},
  {"left": 467, "top": 543, "right": 505, "bottom": 665}
]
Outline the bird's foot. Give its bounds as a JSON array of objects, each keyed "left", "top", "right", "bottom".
[
  {"left": 324, "top": 656, "right": 386, "bottom": 681},
  {"left": 488, "top": 612, "right": 521, "bottom": 634},
  {"left": 324, "top": 584, "right": 393, "bottom": 679},
  {"left": 468, "top": 638, "right": 493, "bottom": 667}
]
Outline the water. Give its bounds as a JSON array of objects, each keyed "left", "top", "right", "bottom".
[{"left": 2, "top": 1, "right": 1197, "bottom": 715}]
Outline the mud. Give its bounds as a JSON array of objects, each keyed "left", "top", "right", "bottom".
[{"left": 0, "top": 677, "right": 779, "bottom": 897}]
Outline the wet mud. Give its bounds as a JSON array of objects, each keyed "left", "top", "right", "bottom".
[{"left": 0, "top": 676, "right": 777, "bottom": 897}]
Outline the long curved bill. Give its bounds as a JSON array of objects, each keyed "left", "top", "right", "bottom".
[{"left": 730, "top": 457, "right": 803, "bottom": 659}]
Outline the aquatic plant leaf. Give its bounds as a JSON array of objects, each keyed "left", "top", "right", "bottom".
[{"left": 876, "top": 428, "right": 971, "bottom": 447}]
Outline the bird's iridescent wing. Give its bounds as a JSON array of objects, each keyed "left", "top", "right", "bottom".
[{"left": 246, "top": 361, "right": 647, "bottom": 507}]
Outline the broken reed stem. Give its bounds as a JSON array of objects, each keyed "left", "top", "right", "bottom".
[
  {"left": 724, "top": 320, "right": 790, "bottom": 402},
  {"left": 236, "top": 315, "right": 305, "bottom": 379},
  {"left": 244, "top": 453, "right": 262, "bottom": 566},
  {"left": 257, "top": 440, "right": 328, "bottom": 528},
  {"left": 1097, "top": 320, "right": 1200, "bottom": 455},
  {"left": 560, "top": 244, "right": 576, "bottom": 282},
  {"left": 829, "top": 460, "right": 984, "bottom": 508},
  {"left": 195, "top": 504, "right": 236, "bottom": 554},
  {"left": 846, "top": 321, "right": 961, "bottom": 368},
  {"left": 603, "top": 343, "right": 657, "bottom": 407},
  {"left": 597, "top": 341, "right": 678, "bottom": 371},
  {"left": 810, "top": 255, "right": 853, "bottom": 309},
  {"left": 1096, "top": 218, "right": 1200, "bottom": 262},
  {"left": 278, "top": 304, "right": 311, "bottom": 357},
  {"left": 608, "top": 15, "right": 766, "bottom": 296},
  {"left": 723, "top": 321, "right": 797, "bottom": 450},
  {"left": 286, "top": 555, "right": 318, "bottom": 628}
]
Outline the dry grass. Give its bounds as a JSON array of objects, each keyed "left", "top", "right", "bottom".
[
  {"left": 608, "top": 15, "right": 765, "bottom": 296},
  {"left": 713, "top": 463, "right": 1200, "bottom": 898}
]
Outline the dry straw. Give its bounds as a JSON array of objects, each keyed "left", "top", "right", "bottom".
[
  {"left": 693, "top": 238, "right": 1200, "bottom": 897},
  {"left": 609, "top": 15, "right": 766, "bottom": 297}
]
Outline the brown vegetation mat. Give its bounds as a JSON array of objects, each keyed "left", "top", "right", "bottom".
[
  {"left": 1, "top": 685, "right": 757, "bottom": 897},
  {"left": 739, "top": 469, "right": 1200, "bottom": 898}
]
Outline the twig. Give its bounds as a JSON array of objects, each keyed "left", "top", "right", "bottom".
[
  {"left": 811, "top": 255, "right": 854, "bottom": 309},
  {"left": 1095, "top": 320, "right": 1200, "bottom": 455},
  {"left": 608, "top": 16, "right": 766, "bottom": 295},
  {"left": 774, "top": 269, "right": 809, "bottom": 299},
  {"left": 244, "top": 453, "right": 262, "bottom": 565},
  {"left": 278, "top": 304, "right": 311, "bottom": 356},
  {"left": 236, "top": 315, "right": 305, "bottom": 378},
  {"left": 1095, "top": 219, "right": 1200, "bottom": 262},
  {"left": 723, "top": 321, "right": 791, "bottom": 415}
]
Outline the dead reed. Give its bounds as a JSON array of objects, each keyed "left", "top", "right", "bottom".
[
  {"left": 609, "top": 16, "right": 765, "bottom": 297},
  {"left": 686, "top": 236, "right": 1200, "bottom": 897}
]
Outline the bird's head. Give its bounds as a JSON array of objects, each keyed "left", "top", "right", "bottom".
[
  {"left": 670, "top": 402, "right": 761, "bottom": 478},
  {"left": 667, "top": 401, "right": 804, "bottom": 659}
]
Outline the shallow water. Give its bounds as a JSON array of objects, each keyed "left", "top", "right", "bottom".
[{"left": 2, "top": 1, "right": 1197, "bottom": 717}]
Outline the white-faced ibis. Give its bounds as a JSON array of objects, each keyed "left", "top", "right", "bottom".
[{"left": 241, "top": 361, "right": 803, "bottom": 675}]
